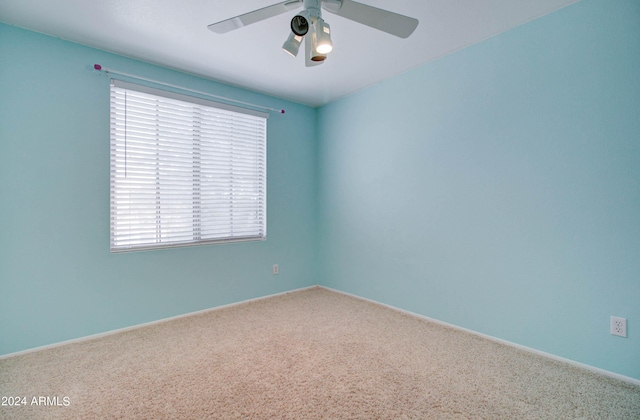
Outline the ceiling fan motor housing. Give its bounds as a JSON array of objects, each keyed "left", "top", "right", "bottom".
[{"left": 321, "top": 0, "right": 343, "bottom": 14}]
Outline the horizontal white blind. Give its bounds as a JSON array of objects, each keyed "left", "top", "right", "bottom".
[{"left": 110, "top": 80, "right": 267, "bottom": 252}]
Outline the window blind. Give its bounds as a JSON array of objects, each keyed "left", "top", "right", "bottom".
[{"left": 110, "top": 80, "right": 267, "bottom": 252}]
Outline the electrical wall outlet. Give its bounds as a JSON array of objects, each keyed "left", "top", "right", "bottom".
[
  {"left": 272, "top": 264, "right": 279, "bottom": 275},
  {"left": 610, "top": 316, "right": 627, "bottom": 338}
]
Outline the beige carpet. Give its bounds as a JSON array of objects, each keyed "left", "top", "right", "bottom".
[{"left": 1, "top": 287, "right": 638, "bottom": 419}]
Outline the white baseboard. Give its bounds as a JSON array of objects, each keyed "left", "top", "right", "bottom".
[
  {"left": 0, "top": 285, "right": 320, "bottom": 361},
  {"left": 3, "top": 284, "right": 638, "bottom": 387},
  {"left": 320, "top": 286, "right": 640, "bottom": 387}
]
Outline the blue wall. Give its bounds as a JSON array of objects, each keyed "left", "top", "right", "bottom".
[
  {"left": 0, "top": 23, "right": 318, "bottom": 355},
  {"left": 318, "top": 0, "right": 639, "bottom": 380}
]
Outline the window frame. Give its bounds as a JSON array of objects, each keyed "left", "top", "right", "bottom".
[{"left": 109, "top": 80, "right": 268, "bottom": 252}]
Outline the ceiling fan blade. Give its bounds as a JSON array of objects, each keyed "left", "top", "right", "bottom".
[
  {"left": 208, "top": 0, "right": 302, "bottom": 34},
  {"left": 324, "top": 0, "right": 418, "bottom": 39}
]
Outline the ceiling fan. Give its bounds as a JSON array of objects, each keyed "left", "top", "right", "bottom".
[{"left": 208, "top": 0, "right": 419, "bottom": 67}]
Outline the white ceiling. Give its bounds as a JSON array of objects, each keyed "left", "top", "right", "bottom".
[{"left": 0, "top": 0, "right": 578, "bottom": 107}]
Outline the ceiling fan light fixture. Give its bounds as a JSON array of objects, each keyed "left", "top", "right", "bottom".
[
  {"left": 207, "top": 0, "right": 419, "bottom": 68},
  {"left": 282, "top": 32, "right": 303, "bottom": 57},
  {"left": 313, "top": 18, "right": 333, "bottom": 55},
  {"left": 291, "top": 12, "right": 310, "bottom": 36},
  {"left": 310, "top": 53, "right": 327, "bottom": 62}
]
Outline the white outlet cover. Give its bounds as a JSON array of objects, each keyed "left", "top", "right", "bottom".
[{"left": 610, "top": 316, "right": 627, "bottom": 338}]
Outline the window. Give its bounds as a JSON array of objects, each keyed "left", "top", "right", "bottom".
[{"left": 110, "top": 80, "right": 267, "bottom": 252}]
